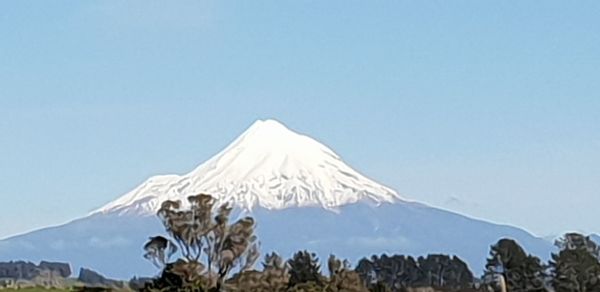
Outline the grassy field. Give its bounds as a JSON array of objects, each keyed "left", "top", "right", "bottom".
[
  {"left": 0, "top": 288, "right": 115, "bottom": 291},
  {"left": 0, "top": 289, "right": 70, "bottom": 291}
]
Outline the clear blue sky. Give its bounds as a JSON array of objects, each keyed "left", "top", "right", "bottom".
[{"left": 1, "top": 1, "right": 599, "bottom": 239}]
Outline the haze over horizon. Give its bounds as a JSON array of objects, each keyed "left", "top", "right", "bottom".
[{"left": 1, "top": 1, "right": 599, "bottom": 239}]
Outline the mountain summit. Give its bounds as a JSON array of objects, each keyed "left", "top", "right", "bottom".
[{"left": 96, "top": 119, "right": 400, "bottom": 215}]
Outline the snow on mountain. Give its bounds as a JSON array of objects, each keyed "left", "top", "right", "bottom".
[{"left": 96, "top": 119, "right": 400, "bottom": 215}]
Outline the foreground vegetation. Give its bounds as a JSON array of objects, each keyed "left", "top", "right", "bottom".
[
  {"left": 0, "top": 288, "right": 117, "bottom": 292},
  {"left": 136, "top": 194, "right": 600, "bottom": 292},
  {"left": 1, "top": 289, "right": 69, "bottom": 292},
  {"left": 2, "top": 193, "right": 595, "bottom": 291}
]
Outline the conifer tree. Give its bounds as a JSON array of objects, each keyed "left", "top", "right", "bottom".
[
  {"left": 550, "top": 233, "right": 600, "bottom": 292},
  {"left": 287, "top": 250, "right": 323, "bottom": 288},
  {"left": 484, "top": 238, "right": 546, "bottom": 292}
]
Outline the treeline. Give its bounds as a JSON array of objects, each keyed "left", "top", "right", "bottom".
[{"left": 138, "top": 194, "right": 600, "bottom": 292}]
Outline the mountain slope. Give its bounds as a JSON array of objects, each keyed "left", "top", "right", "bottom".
[
  {"left": 97, "top": 119, "right": 399, "bottom": 215},
  {"left": 0, "top": 119, "right": 554, "bottom": 279},
  {"left": 0, "top": 201, "right": 554, "bottom": 279}
]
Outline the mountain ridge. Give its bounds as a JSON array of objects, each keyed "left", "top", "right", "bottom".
[{"left": 96, "top": 119, "right": 400, "bottom": 215}]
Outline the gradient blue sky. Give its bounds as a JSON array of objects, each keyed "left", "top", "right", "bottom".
[{"left": 1, "top": 1, "right": 599, "bottom": 239}]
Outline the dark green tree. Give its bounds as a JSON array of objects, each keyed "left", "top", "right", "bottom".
[
  {"left": 287, "top": 250, "right": 323, "bottom": 288},
  {"left": 355, "top": 254, "right": 422, "bottom": 290},
  {"left": 550, "top": 233, "right": 600, "bottom": 292},
  {"left": 484, "top": 238, "right": 546, "bottom": 292},
  {"left": 417, "top": 254, "right": 473, "bottom": 289}
]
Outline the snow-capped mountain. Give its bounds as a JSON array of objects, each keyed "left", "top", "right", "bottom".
[
  {"left": 0, "top": 119, "right": 555, "bottom": 279},
  {"left": 97, "top": 119, "right": 399, "bottom": 215}
]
